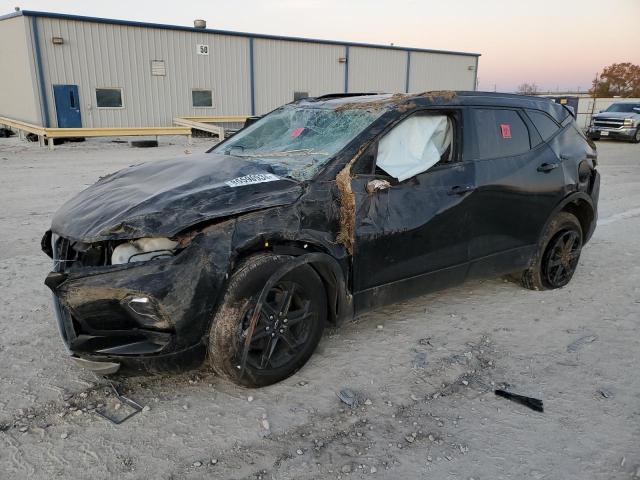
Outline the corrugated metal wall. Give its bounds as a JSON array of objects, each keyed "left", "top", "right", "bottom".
[
  {"left": 348, "top": 47, "right": 408, "bottom": 93},
  {"left": 36, "top": 17, "right": 251, "bottom": 127},
  {"left": 0, "top": 16, "right": 41, "bottom": 124},
  {"left": 253, "top": 39, "right": 345, "bottom": 113},
  {"left": 409, "top": 52, "right": 477, "bottom": 92}
]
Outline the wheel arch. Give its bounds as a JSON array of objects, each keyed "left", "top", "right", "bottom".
[
  {"left": 229, "top": 241, "right": 353, "bottom": 326},
  {"left": 546, "top": 193, "right": 596, "bottom": 245}
]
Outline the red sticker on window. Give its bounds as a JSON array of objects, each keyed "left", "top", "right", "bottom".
[
  {"left": 291, "top": 127, "right": 305, "bottom": 138},
  {"left": 500, "top": 124, "right": 512, "bottom": 139}
]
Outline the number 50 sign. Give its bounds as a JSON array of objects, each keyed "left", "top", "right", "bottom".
[{"left": 197, "top": 44, "right": 209, "bottom": 55}]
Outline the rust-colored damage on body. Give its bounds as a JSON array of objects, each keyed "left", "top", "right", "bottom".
[{"left": 336, "top": 144, "right": 369, "bottom": 254}]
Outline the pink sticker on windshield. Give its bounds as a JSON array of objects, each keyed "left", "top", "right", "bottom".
[{"left": 291, "top": 127, "right": 305, "bottom": 138}]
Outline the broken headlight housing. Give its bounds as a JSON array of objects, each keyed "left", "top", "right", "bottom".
[{"left": 111, "top": 237, "right": 178, "bottom": 265}]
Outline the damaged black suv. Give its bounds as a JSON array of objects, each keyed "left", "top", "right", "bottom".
[{"left": 43, "top": 91, "right": 600, "bottom": 387}]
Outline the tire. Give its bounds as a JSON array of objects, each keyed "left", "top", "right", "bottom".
[
  {"left": 632, "top": 127, "right": 640, "bottom": 144},
  {"left": 208, "top": 254, "right": 327, "bottom": 387},
  {"left": 130, "top": 140, "right": 158, "bottom": 148},
  {"left": 517, "top": 212, "right": 583, "bottom": 291}
]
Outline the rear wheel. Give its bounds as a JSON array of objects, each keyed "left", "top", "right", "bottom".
[
  {"left": 516, "top": 212, "right": 583, "bottom": 290},
  {"left": 208, "top": 254, "right": 326, "bottom": 387}
]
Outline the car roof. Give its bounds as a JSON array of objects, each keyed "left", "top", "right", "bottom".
[{"left": 300, "top": 91, "right": 570, "bottom": 123}]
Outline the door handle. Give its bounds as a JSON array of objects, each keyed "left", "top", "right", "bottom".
[
  {"left": 448, "top": 185, "right": 476, "bottom": 195},
  {"left": 537, "top": 162, "right": 560, "bottom": 173}
]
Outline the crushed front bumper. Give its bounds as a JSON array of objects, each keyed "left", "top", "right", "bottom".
[{"left": 45, "top": 229, "right": 233, "bottom": 374}]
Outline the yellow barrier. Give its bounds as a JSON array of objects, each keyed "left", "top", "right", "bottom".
[
  {"left": 49, "top": 127, "right": 192, "bottom": 138},
  {"left": 177, "top": 115, "right": 249, "bottom": 123},
  {"left": 0, "top": 116, "right": 192, "bottom": 149}
]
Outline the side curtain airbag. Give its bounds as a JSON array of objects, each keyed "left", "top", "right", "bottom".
[{"left": 376, "top": 115, "right": 452, "bottom": 182}]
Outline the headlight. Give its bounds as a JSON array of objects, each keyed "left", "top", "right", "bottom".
[
  {"left": 111, "top": 237, "right": 178, "bottom": 265},
  {"left": 623, "top": 118, "right": 634, "bottom": 127}
]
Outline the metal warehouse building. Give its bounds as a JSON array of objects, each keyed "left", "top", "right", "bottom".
[{"left": 0, "top": 10, "right": 480, "bottom": 129}]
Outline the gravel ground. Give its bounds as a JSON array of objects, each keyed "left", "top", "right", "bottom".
[{"left": 0, "top": 135, "right": 638, "bottom": 480}]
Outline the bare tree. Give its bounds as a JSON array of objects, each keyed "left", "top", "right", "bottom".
[{"left": 517, "top": 82, "right": 539, "bottom": 96}]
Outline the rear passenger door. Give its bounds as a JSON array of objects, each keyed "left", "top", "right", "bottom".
[{"left": 465, "top": 107, "right": 566, "bottom": 277}]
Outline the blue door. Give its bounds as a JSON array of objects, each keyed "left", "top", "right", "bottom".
[{"left": 53, "top": 85, "right": 82, "bottom": 128}]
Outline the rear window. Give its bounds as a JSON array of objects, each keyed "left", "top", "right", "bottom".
[
  {"left": 471, "top": 109, "right": 530, "bottom": 160},
  {"left": 527, "top": 109, "right": 561, "bottom": 141}
]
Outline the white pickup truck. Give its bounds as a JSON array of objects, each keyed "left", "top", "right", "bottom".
[{"left": 587, "top": 102, "right": 640, "bottom": 143}]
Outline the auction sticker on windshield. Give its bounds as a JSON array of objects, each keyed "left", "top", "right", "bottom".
[{"left": 225, "top": 173, "right": 281, "bottom": 188}]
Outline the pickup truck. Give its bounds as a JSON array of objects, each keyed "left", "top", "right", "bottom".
[{"left": 587, "top": 102, "right": 640, "bottom": 143}]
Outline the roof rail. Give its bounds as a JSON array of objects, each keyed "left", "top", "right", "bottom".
[{"left": 314, "top": 93, "right": 382, "bottom": 100}]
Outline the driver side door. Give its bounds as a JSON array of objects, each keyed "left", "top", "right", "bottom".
[{"left": 351, "top": 110, "right": 475, "bottom": 314}]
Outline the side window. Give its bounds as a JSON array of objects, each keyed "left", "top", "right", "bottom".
[
  {"left": 375, "top": 114, "right": 454, "bottom": 181},
  {"left": 471, "top": 109, "right": 530, "bottom": 160},
  {"left": 526, "top": 109, "right": 561, "bottom": 141}
]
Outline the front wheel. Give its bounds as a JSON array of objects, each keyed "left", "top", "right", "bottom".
[
  {"left": 208, "top": 254, "right": 326, "bottom": 387},
  {"left": 516, "top": 212, "right": 583, "bottom": 291},
  {"left": 632, "top": 127, "right": 640, "bottom": 144}
]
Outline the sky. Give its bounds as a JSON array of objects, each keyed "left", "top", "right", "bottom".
[{"left": 4, "top": 0, "right": 640, "bottom": 92}]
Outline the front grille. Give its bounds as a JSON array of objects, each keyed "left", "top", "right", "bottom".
[{"left": 594, "top": 117, "right": 624, "bottom": 128}]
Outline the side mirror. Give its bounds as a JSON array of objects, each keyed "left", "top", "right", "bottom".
[{"left": 366, "top": 179, "right": 391, "bottom": 194}]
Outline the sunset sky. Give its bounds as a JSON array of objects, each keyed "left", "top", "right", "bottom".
[{"left": 6, "top": 0, "right": 640, "bottom": 92}]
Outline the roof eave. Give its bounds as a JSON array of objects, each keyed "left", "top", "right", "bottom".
[{"left": 10, "top": 10, "right": 481, "bottom": 57}]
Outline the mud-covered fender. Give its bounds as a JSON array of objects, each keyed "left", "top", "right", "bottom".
[{"left": 540, "top": 191, "right": 597, "bottom": 247}]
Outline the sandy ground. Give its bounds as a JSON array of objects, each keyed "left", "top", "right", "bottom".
[{"left": 0, "top": 135, "right": 639, "bottom": 480}]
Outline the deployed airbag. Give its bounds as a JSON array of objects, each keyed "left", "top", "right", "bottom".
[{"left": 376, "top": 115, "right": 452, "bottom": 182}]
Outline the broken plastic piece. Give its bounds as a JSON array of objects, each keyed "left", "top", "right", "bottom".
[
  {"left": 566, "top": 334, "right": 598, "bottom": 353},
  {"left": 95, "top": 382, "right": 143, "bottom": 424},
  {"left": 495, "top": 389, "right": 544, "bottom": 412},
  {"left": 336, "top": 388, "right": 360, "bottom": 408}
]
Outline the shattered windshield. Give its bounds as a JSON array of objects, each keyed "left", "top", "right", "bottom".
[{"left": 214, "top": 104, "right": 384, "bottom": 181}]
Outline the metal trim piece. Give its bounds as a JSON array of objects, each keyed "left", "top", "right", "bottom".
[
  {"left": 344, "top": 45, "right": 350, "bottom": 93},
  {"left": 30, "top": 16, "right": 50, "bottom": 127},
  {"left": 71, "top": 356, "right": 121, "bottom": 375},
  {"left": 249, "top": 37, "right": 256, "bottom": 116},
  {"left": 474, "top": 57, "right": 479, "bottom": 91},
  {"left": 94, "top": 382, "right": 142, "bottom": 424},
  {"left": 405, "top": 51, "right": 411, "bottom": 93}
]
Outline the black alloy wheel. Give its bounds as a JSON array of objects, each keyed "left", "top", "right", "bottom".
[
  {"left": 240, "top": 280, "right": 315, "bottom": 372},
  {"left": 208, "top": 254, "right": 326, "bottom": 387},
  {"left": 516, "top": 212, "right": 583, "bottom": 291},
  {"left": 541, "top": 229, "right": 582, "bottom": 289}
]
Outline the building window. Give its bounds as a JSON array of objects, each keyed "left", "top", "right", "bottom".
[
  {"left": 151, "top": 60, "right": 166, "bottom": 76},
  {"left": 293, "top": 91, "right": 309, "bottom": 101},
  {"left": 192, "top": 89, "right": 213, "bottom": 108},
  {"left": 96, "top": 88, "right": 123, "bottom": 108}
]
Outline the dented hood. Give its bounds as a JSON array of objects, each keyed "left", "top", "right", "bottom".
[{"left": 51, "top": 153, "right": 303, "bottom": 242}]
